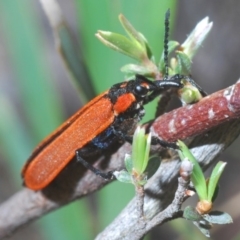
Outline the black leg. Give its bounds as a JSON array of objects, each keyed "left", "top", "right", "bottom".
[
  {"left": 75, "top": 150, "right": 114, "bottom": 180},
  {"left": 145, "top": 75, "right": 207, "bottom": 105},
  {"left": 184, "top": 75, "right": 208, "bottom": 97},
  {"left": 113, "top": 128, "right": 178, "bottom": 150},
  {"left": 75, "top": 132, "right": 178, "bottom": 180},
  {"left": 169, "top": 74, "right": 207, "bottom": 97},
  {"left": 150, "top": 136, "right": 179, "bottom": 149}
]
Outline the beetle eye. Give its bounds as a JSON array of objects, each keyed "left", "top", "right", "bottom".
[{"left": 134, "top": 85, "right": 148, "bottom": 96}]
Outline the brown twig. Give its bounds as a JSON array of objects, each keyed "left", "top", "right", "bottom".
[
  {"left": 135, "top": 184, "right": 145, "bottom": 219},
  {"left": 0, "top": 81, "right": 240, "bottom": 239},
  {"left": 145, "top": 176, "right": 188, "bottom": 233},
  {"left": 145, "top": 160, "right": 193, "bottom": 232}
]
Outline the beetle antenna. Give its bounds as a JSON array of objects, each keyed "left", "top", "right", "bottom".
[{"left": 164, "top": 9, "right": 170, "bottom": 80}]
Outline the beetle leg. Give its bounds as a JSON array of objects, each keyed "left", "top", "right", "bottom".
[
  {"left": 183, "top": 75, "right": 207, "bottom": 97},
  {"left": 75, "top": 149, "right": 114, "bottom": 180},
  {"left": 124, "top": 134, "right": 178, "bottom": 149},
  {"left": 150, "top": 136, "right": 179, "bottom": 149},
  {"left": 76, "top": 135, "right": 178, "bottom": 181},
  {"left": 167, "top": 74, "right": 207, "bottom": 97},
  {"left": 112, "top": 127, "right": 178, "bottom": 149},
  {"left": 111, "top": 126, "right": 133, "bottom": 144},
  {"left": 143, "top": 74, "right": 207, "bottom": 105}
]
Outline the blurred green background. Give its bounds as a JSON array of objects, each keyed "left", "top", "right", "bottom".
[{"left": 0, "top": 0, "right": 240, "bottom": 240}]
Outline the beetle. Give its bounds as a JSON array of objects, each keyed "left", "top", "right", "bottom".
[
  {"left": 22, "top": 74, "right": 206, "bottom": 190},
  {"left": 22, "top": 74, "right": 194, "bottom": 190},
  {"left": 22, "top": 9, "right": 206, "bottom": 190}
]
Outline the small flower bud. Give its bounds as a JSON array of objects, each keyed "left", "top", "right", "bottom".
[
  {"left": 180, "top": 159, "right": 193, "bottom": 180},
  {"left": 196, "top": 200, "right": 213, "bottom": 214}
]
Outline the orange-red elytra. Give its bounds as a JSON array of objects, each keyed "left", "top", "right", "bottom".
[
  {"left": 22, "top": 75, "right": 186, "bottom": 190},
  {"left": 22, "top": 91, "right": 111, "bottom": 190}
]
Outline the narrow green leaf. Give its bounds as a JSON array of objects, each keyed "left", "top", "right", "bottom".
[
  {"left": 41, "top": 0, "right": 95, "bottom": 101},
  {"left": 207, "top": 161, "right": 227, "bottom": 201},
  {"left": 141, "top": 133, "right": 151, "bottom": 173},
  {"left": 178, "top": 140, "right": 207, "bottom": 200},
  {"left": 132, "top": 127, "right": 146, "bottom": 174},
  {"left": 96, "top": 31, "right": 145, "bottom": 61},
  {"left": 119, "top": 14, "right": 145, "bottom": 50},
  {"left": 142, "top": 34, "right": 154, "bottom": 61},
  {"left": 57, "top": 26, "right": 96, "bottom": 101},
  {"left": 121, "top": 64, "right": 153, "bottom": 76},
  {"left": 211, "top": 184, "right": 219, "bottom": 203}
]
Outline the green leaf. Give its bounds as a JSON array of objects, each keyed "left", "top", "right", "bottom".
[
  {"left": 211, "top": 184, "right": 219, "bottom": 203},
  {"left": 143, "top": 35, "right": 154, "bottom": 61},
  {"left": 114, "top": 170, "right": 132, "bottom": 184},
  {"left": 141, "top": 132, "right": 151, "bottom": 174},
  {"left": 41, "top": 0, "right": 96, "bottom": 102},
  {"left": 178, "top": 140, "right": 207, "bottom": 200},
  {"left": 119, "top": 14, "right": 146, "bottom": 50},
  {"left": 193, "top": 221, "right": 211, "bottom": 238},
  {"left": 96, "top": 31, "right": 146, "bottom": 61},
  {"left": 183, "top": 206, "right": 203, "bottom": 221},
  {"left": 132, "top": 127, "right": 146, "bottom": 174},
  {"left": 121, "top": 64, "right": 153, "bottom": 76},
  {"left": 124, "top": 154, "right": 133, "bottom": 173},
  {"left": 203, "top": 211, "right": 233, "bottom": 224},
  {"left": 175, "top": 51, "right": 192, "bottom": 75},
  {"left": 207, "top": 161, "right": 226, "bottom": 201},
  {"left": 57, "top": 25, "right": 96, "bottom": 101}
]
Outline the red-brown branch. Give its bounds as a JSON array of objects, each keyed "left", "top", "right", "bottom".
[{"left": 152, "top": 81, "right": 240, "bottom": 141}]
